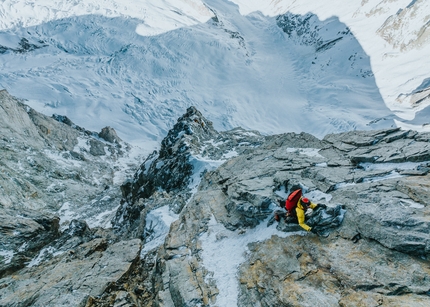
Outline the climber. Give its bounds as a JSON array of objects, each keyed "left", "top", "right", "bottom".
[
  {"left": 275, "top": 188, "right": 326, "bottom": 233},
  {"left": 294, "top": 197, "right": 326, "bottom": 233}
]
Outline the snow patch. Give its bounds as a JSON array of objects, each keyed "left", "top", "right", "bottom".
[
  {"left": 399, "top": 198, "right": 425, "bottom": 209},
  {"left": 362, "top": 170, "right": 403, "bottom": 183},
  {"left": 393, "top": 120, "right": 430, "bottom": 134},
  {"left": 141, "top": 205, "right": 179, "bottom": 256},
  {"left": 286, "top": 148, "right": 324, "bottom": 158},
  {"left": 27, "top": 246, "right": 64, "bottom": 268},
  {"left": 223, "top": 150, "right": 238, "bottom": 159},
  {"left": 359, "top": 161, "right": 426, "bottom": 171},
  {"left": 112, "top": 143, "right": 149, "bottom": 185},
  {"left": 0, "top": 250, "right": 14, "bottom": 264},
  {"left": 18, "top": 242, "right": 28, "bottom": 252},
  {"left": 74, "top": 136, "right": 90, "bottom": 153},
  {"left": 57, "top": 202, "right": 79, "bottom": 230},
  {"left": 43, "top": 149, "right": 82, "bottom": 168},
  {"left": 201, "top": 215, "right": 303, "bottom": 307},
  {"left": 86, "top": 204, "right": 120, "bottom": 229},
  {"left": 188, "top": 155, "right": 225, "bottom": 194}
]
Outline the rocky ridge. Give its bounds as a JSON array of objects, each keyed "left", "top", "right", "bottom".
[
  {"left": 91, "top": 107, "right": 430, "bottom": 306},
  {"left": 1, "top": 99, "right": 430, "bottom": 306},
  {"left": 0, "top": 90, "right": 142, "bottom": 306}
]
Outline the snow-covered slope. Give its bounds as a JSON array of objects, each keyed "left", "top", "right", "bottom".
[
  {"left": 232, "top": 0, "right": 430, "bottom": 125},
  {"left": 0, "top": 0, "right": 213, "bottom": 36},
  {"left": 0, "top": 0, "right": 429, "bottom": 149}
]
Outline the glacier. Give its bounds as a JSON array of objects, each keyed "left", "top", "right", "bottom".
[{"left": 1, "top": 0, "right": 428, "bottom": 151}]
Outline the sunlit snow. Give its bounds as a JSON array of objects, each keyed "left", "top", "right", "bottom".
[
  {"left": 141, "top": 205, "right": 179, "bottom": 255},
  {"left": 27, "top": 246, "right": 64, "bottom": 268},
  {"left": 0, "top": 250, "right": 14, "bottom": 264},
  {"left": 2, "top": 0, "right": 427, "bottom": 150},
  {"left": 230, "top": 0, "right": 430, "bottom": 123},
  {"left": 0, "top": 0, "right": 213, "bottom": 36},
  {"left": 201, "top": 214, "right": 303, "bottom": 306}
]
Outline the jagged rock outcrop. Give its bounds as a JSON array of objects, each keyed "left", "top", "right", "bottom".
[
  {"left": 0, "top": 90, "right": 141, "bottom": 307},
  {"left": 0, "top": 89, "right": 131, "bottom": 227},
  {"left": 150, "top": 125, "right": 430, "bottom": 306},
  {"left": 102, "top": 108, "right": 430, "bottom": 307},
  {"left": 0, "top": 229, "right": 141, "bottom": 307},
  {"left": 113, "top": 106, "right": 266, "bottom": 236},
  {"left": 0, "top": 208, "right": 60, "bottom": 278}
]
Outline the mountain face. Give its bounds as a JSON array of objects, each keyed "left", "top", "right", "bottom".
[
  {"left": 0, "top": 0, "right": 429, "bottom": 149},
  {"left": 1, "top": 93, "right": 430, "bottom": 306},
  {"left": 1, "top": 1, "right": 430, "bottom": 306},
  {"left": 0, "top": 90, "right": 140, "bottom": 283}
]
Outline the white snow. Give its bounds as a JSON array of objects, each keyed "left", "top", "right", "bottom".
[
  {"left": 334, "top": 161, "right": 429, "bottom": 189},
  {"left": 86, "top": 204, "right": 120, "bottom": 229},
  {"left": 0, "top": 250, "right": 14, "bottom": 264},
  {"left": 2, "top": 0, "right": 427, "bottom": 151},
  {"left": 334, "top": 182, "right": 356, "bottom": 190},
  {"left": 229, "top": 0, "right": 430, "bottom": 123},
  {"left": 222, "top": 150, "right": 238, "bottom": 159},
  {"left": 362, "top": 170, "right": 403, "bottom": 183},
  {"left": 74, "top": 136, "right": 90, "bottom": 153},
  {"left": 0, "top": 0, "right": 213, "bottom": 36},
  {"left": 57, "top": 201, "right": 79, "bottom": 230},
  {"left": 359, "top": 161, "right": 427, "bottom": 171},
  {"left": 43, "top": 149, "right": 83, "bottom": 168},
  {"left": 286, "top": 148, "right": 324, "bottom": 158},
  {"left": 201, "top": 215, "right": 303, "bottom": 306},
  {"left": 27, "top": 246, "right": 64, "bottom": 268},
  {"left": 0, "top": 2, "right": 429, "bottom": 302},
  {"left": 141, "top": 205, "right": 179, "bottom": 255},
  {"left": 18, "top": 242, "right": 28, "bottom": 252},
  {"left": 399, "top": 198, "right": 425, "bottom": 209},
  {"left": 394, "top": 119, "right": 430, "bottom": 133},
  {"left": 275, "top": 185, "right": 289, "bottom": 199},
  {"left": 188, "top": 155, "right": 225, "bottom": 194}
]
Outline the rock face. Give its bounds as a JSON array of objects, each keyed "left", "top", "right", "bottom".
[
  {"left": 0, "top": 91, "right": 142, "bottom": 307},
  {"left": 0, "top": 90, "right": 128, "bottom": 216},
  {"left": 0, "top": 234, "right": 141, "bottom": 307},
  {"left": 104, "top": 108, "right": 430, "bottom": 306},
  {"left": 0, "top": 208, "right": 60, "bottom": 278},
  {"left": 113, "top": 106, "right": 266, "bottom": 236},
  {"left": 2, "top": 101, "right": 430, "bottom": 307}
]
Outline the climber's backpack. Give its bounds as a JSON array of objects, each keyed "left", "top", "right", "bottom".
[{"left": 285, "top": 189, "right": 302, "bottom": 216}]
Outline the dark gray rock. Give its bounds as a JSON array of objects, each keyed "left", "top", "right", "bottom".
[
  {"left": 0, "top": 91, "right": 140, "bottom": 307},
  {"left": 0, "top": 208, "right": 60, "bottom": 278},
  {"left": 113, "top": 106, "right": 266, "bottom": 235},
  {"left": 98, "top": 126, "right": 123, "bottom": 144},
  {"left": 0, "top": 238, "right": 141, "bottom": 307}
]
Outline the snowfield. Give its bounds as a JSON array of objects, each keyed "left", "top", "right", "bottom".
[{"left": 0, "top": 0, "right": 429, "bottom": 150}]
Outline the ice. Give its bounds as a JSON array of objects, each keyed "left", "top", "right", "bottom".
[
  {"left": 188, "top": 155, "right": 225, "bottom": 194},
  {"left": 141, "top": 205, "right": 179, "bottom": 256},
  {"left": 200, "top": 215, "right": 303, "bottom": 306},
  {"left": 27, "top": 246, "right": 64, "bottom": 268},
  {"left": 0, "top": 250, "right": 14, "bottom": 264}
]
